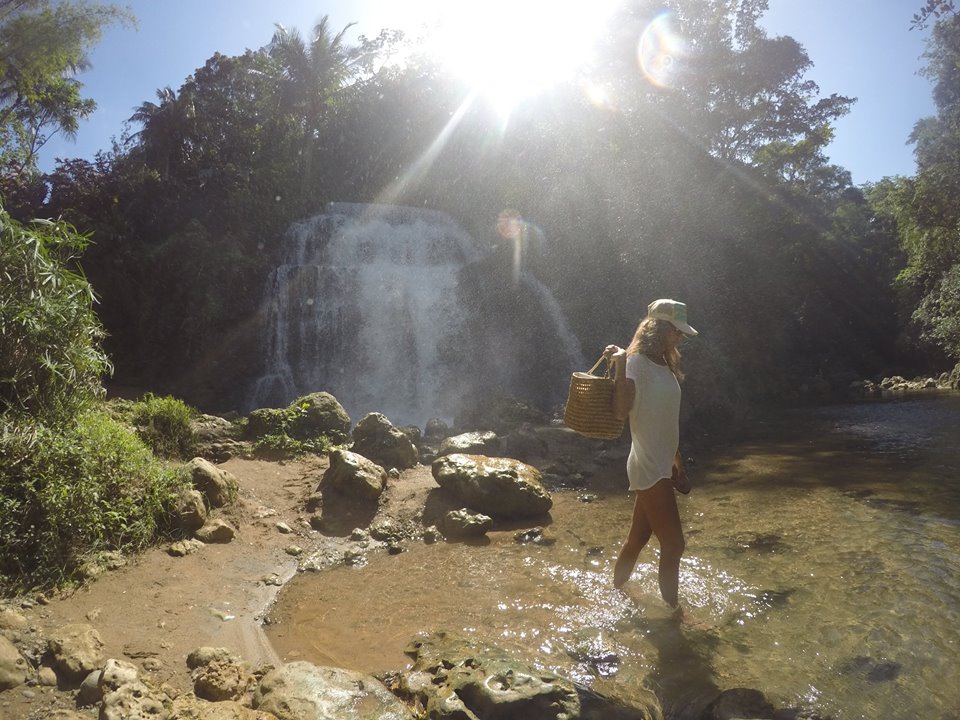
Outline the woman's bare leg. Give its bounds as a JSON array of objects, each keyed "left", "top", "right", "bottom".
[
  {"left": 613, "top": 491, "right": 653, "bottom": 588},
  {"left": 638, "top": 478, "right": 686, "bottom": 608}
]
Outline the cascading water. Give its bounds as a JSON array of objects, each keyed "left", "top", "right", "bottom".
[{"left": 246, "top": 203, "right": 584, "bottom": 427}]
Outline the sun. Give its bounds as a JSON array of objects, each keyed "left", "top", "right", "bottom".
[{"left": 417, "top": 0, "right": 620, "bottom": 117}]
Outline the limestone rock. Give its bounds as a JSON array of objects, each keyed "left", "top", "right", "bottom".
[
  {"left": 187, "top": 647, "right": 241, "bottom": 670},
  {"left": 47, "top": 623, "right": 104, "bottom": 685},
  {"left": 174, "top": 488, "right": 207, "bottom": 532},
  {"left": 101, "top": 658, "right": 139, "bottom": 693},
  {"left": 319, "top": 449, "right": 387, "bottom": 502},
  {"left": 437, "top": 431, "right": 500, "bottom": 457},
  {"left": 402, "top": 631, "right": 658, "bottom": 720},
  {"left": 195, "top": 518, "right": 237, "bottom": 544},
  {"left": 254, "top": 661, "right": 414, "bottom": 720},
  {"left": 0, "top": 634, "right": 28, "bottom": 690},
  {"left": 439, "top": 509, "right": 493, "bottom": 539},
  {"left": 188, "top": 457, "right": 239, "bottom": 508},
  {"left": 351, "top": 413, "right": 419, "bottom": 470},
  {"left": 100, "top": 680, "right": 169, "bottom": 720},
  {"left": 432, "top": 454, "right": 552, "bottom": 518},
  {"left": 0, "top": 607, "right": 29, "bottom": 635},
  {"left": 169, "top": 538, "right": 205, "bottom": 557},
  {"left": 192, "top": 658, "right": 255, "bottom": 702},
  {"left": 170, "top": 694, "right": 280, "bottom": 719}
]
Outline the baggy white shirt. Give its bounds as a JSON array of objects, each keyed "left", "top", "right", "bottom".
[{"left": 625, "top": 353, "right": 681, "bottom": 491}]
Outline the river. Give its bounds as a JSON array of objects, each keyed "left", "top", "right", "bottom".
[{"left": 265, "top": 392, "right": 960, "bottom": 720}]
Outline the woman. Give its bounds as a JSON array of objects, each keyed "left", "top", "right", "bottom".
[{"left": 604, "top": 298, "right": 697, "bottom": 613}]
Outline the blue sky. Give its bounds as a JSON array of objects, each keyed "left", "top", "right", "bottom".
[{"left": 36, "top": 0, "right": 936, "bottom": 186}]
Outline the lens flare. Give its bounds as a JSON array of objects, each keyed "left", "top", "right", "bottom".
[{"left": 638, "top": 11, "right": 687, "bottom": 88}]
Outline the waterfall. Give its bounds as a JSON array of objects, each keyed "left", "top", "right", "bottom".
[{"left": 246, "top": 203, "right": 585, "bottom": 428}]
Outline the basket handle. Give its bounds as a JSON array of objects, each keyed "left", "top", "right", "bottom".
[{"left": 587, "top": 354, "right": 615, "bottom": 378}]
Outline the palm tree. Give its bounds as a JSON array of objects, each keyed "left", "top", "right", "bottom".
[
  {"left": 268, "top": 16, "right": 362, "bottom": 188},
  {"left": 128, "top": 86, "right": 189, "bottom": 178}
]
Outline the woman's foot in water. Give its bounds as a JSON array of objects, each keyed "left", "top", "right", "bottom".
[{"left": 613, "top": 550, "right": 639, "bottom": 588}]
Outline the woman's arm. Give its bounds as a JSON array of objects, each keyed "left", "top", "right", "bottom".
[{"left": 605, "top": 345, "right": 635, "bottom": 421}]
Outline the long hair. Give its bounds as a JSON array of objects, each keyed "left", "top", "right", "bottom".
[{"left": 626, "top": 317, "right": 684, "bottom": 380}]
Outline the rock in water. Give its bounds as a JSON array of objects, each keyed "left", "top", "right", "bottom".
[{"left": 431, "top": 453, "right": 552, "bottom": 518}]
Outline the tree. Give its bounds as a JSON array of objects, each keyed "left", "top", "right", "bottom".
[
  {"left": 879, "top": 13, "right": 960, "bottom": 360},
  {"left": 0, "top": 0, "right": 131, "bottom": 182}
]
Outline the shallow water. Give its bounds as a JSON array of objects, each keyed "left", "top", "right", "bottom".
[{"left": 266, "top": 392, "right": 960, "bottom": 719}]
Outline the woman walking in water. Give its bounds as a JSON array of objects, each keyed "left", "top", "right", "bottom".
[{"left": 604, "top": 298, "right": 697, "bottom": 614}]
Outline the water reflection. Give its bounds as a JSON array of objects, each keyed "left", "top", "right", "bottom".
[{"left": 266, "top": 393, "right": 960, "bottom": 719}]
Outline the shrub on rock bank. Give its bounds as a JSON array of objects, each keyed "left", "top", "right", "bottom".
[
  {"left": 245, "top": 391, "right": 351, "bottom": 458},
  {"left": 0, "top": 410, "right": 190, "bottom": 591}
]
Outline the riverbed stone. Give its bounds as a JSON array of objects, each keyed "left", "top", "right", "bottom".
[
  {"left": 402, "top": 631, "right": 657, "bottom": 720},
  {"left": 192, "top": 657, "right": 255, "bottom": 701},
  {"left": 351, "top": 413, "right": 419, "bottom": 470},
  {"left": 171, "top": 694, "right": 280, "bottom": 719},
  {"left": 0, "top": 634, "right": 28, "bottom": 690},
  {"left": 702, "top": 687, "right": 776, "bottom": 719},
  {"left": 253, "top": 661, "right": 415, "bottom": 719},
  {"left": 320, "top": 449, "right": 387, "bottom": 502},
  {"left": 437, "top": 431, "right": 500, "bottom": 457},
  {"left": 439, "top": 509, "right": 493, "bottom": 539},
  {"left": 195, "top": 518, "right": 237, "bottom": 544},
  {"left": 189, "top": 457, "right": 239, "bottom": 508},
  {"left": 432, "top": 454, "right": 552, "bottom": 518},
  {"left": 100, "top": 680, "right": 168, "bottom": 720},
  {"left": 175, "top": 488, "right": 208, "bottom": 532},
  {"left": 47, "top": 623, "right": 104, "bottom": 685}
]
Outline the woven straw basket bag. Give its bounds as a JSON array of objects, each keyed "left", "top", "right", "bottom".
[{"left": 563, "top": 355, "right": 625, "bottom": 440}]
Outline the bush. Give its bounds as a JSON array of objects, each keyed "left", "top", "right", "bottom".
[
  {"left": 0, "top": 410, "right": 190, "bottom": 591},
  {"left": 0, "top": 205, "right": 112, "bottom": 425},
  {"left": 131, "top": 393, "right": 198, "bottom": 459}
]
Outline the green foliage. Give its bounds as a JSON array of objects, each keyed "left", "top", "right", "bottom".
[
  {"left": 0, "top": 0, "right": 133, "bottom": 179},
  {"left": 27, "top": 0, "right": 925, "bottom": 420},
  {"left": 251, "top": 432, "right": 334, "bottom": 459},
  {"left": 131, "top": 393, "right": 197, "bottom": 459},
  {"left": 246, "top": 399, "right": 340, "bottom": 458},
  {"left": 0, "top": 409, "right": 190, "bottom": 591},
  {"left": 869, "top": 14, "right": 960, "bottom": 360},
  {"left": 0, "top": 204, "right": 112, "bottom": 425}
]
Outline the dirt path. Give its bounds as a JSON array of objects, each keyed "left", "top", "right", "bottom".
[{"left": 1, "top": 455, "right": 342, "bottom": 719}]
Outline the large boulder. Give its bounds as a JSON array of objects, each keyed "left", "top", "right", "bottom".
[
  {"left": 287, "top": 392, "right": 351, "bottom": 442},
  {"left": 351, "top": 413, "right": 419, "bottom": 470},
  {"left": 320, "top": 450, "right": 387, "bottom": 502},
  {"left": 253, "top": 662, "right": 415, "bottom": 720},
  {"left": 437, "top": 431, "right": 500, "bottom": 458},
  {"left": 46, "top": 623, "right": 104, "bottom": 685},
  {"left": 189, "top": 457, "right": 239, "bottom": 508},
  {"left": 431, "top": 454, "right": 553, "bottom": 519}
]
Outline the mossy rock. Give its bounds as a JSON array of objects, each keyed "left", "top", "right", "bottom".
[
  {"left": 288, "top": 392, "right": 351, "bottom": 441},
  {"left": 245, "top": 407, "right": 287, "bottom": 439}
]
